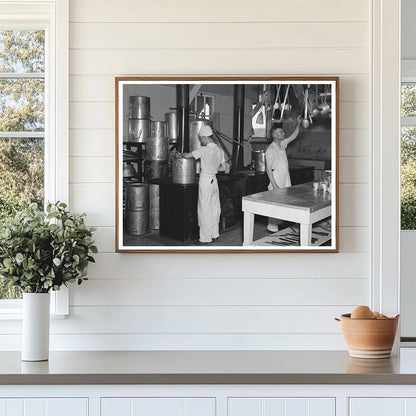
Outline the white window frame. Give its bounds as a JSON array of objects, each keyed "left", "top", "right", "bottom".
[
  {"left": 371, "top": 0, "right": 401, "bottom": 320},
  {"left": 0, "top": 0, "right": 69, "bottom": 317}
]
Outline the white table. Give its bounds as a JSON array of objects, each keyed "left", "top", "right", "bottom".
[{"left": 242, "top": 182, "right": 332, "bottom": 246}]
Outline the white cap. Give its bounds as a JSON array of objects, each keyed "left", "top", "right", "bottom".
[{"left": 199, "top": 125, "right": 213, "bottom": 137}]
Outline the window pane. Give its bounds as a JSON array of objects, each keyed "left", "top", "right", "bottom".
[
  {"left": 0, "top": 137, "right": 43, "bottom": 299},
  {"left": 401, "top": 127, "right": 416, "bottom": 230},
  {"left": 0, "top": 79, "right": 44, "bottom": 131},
  {"left": 0, "top": 137, "right": 44, "bottom": 219},
  {"left": 0, "top": 30, "right": 45, "bottom": 73},
  {"left": 401, "top": 83, "right": 416, "bottom": 117},
  {"left": 196, "top": 95, "right": 204, "bottom": 115}
]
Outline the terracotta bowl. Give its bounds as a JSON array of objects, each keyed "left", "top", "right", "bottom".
[{"left": 338, "top": 313, "right": 399, "bottom": 359}]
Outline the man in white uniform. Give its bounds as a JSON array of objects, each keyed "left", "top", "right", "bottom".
[
  {"left": 182, "top": 125, "right": 229, "bottom": 244},
  {"left": 265, "top": 116, "right": 302, "bottom": 232}
]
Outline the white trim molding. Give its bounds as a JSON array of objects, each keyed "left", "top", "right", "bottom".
[{"left": 371, "top": 0, "right": 401, "bottom": 315}]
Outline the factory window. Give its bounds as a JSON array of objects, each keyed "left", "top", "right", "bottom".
[
  {"left": 0, "top": 1, "right": 69, "bottom": 314},
  {"left": 195, "top": 93, "right": 215, "bottom": 120},
  {"left": 401, "top": 81, "right": 416, "bottom": 230}
]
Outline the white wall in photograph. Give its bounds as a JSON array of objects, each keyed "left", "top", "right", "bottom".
[{"left": 0, "top": 0, "right": 377, "bottom": 350}]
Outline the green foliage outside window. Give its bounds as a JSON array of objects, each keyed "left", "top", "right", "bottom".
[
  {"left": 401, "top": 127, "right": 416, "bottom": 229},
  {"left": 0, "top": 30, "right": 45, "bottom": 298}
]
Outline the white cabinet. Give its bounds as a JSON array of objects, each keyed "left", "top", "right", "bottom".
[
  {"left": 0, "top": 398, "right": 88, "bottom": 416},
  {"left": 350, "top": 398, "right": 416, "bottom": 416},
  {"left": 228, "top": 398, "right": 335, "bottom": 416},
  {"left": 101, "top": 397, "right": 215, "bottom": 416}
]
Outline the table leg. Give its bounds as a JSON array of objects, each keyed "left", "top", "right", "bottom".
[
  {"left": 243, "top": 212, "right": 255, "bottom": 246},
  {"left": 300, "top": 223, "right": 312, "bottom": 246}
]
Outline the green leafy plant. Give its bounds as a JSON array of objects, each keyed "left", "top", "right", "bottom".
[{"left": 0, "top": 202, "right": 97, "bottom": 293}]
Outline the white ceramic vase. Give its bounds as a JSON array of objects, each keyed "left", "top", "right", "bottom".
[{"left": 22, "top": 292, "right": 50, "bottom": 361}]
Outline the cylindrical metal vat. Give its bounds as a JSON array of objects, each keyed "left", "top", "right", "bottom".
[
  {"left": 252, "top": 150, "right": 266, "bottom": 172},
  {"left": 165, "top": 111, "right": 178, "bottom": 142},
  {"left": 129, "top": 96, "right": 150, "bottom": 119},
  {"left": 125, "top": 210, "right": 149, "bottom": 236},
  {"left": 149, "top": 184, "right": 160, "bottom": 230},
  {"left": 128, "top": 118, "right": 150, "bottom": 143},
  {"left": 126, "top": 183, "right": 149, "bottom": 211},
  {"left": 123, "top": 178, "right": 139, "bottom": 218},
  {"left": 151, "top": 120, "right": 167, "bottom": 139},
  {"left": 125, "top": 183, "right": 149, "bottom": 235},
  {"left": 143, "top": 160, "right": 168, "bottom": 180},
  {"left": 146, "top": 136, "right": 168, "bottom": 161},
  {"left": 172, "top": 157, "right": 196, "bottom": 184},
  {"left": 189, "top": 119, "right": 212, "bottom": 152}
]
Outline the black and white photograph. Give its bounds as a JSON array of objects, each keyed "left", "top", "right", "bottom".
[{"left": 116, "top": 77, "right": 338, "bottom": 252}]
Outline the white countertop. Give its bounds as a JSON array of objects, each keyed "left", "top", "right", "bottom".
[{"left": 1, "top": 349, "right": 416, "bottom": 385}]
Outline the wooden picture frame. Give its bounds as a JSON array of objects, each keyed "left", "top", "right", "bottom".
[{"left": 115, "top": 77, "right": 339, "bottom": 253}]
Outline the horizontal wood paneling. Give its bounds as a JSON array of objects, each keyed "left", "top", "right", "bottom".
[
  {"left": 85, "top": 252, "right": 369, "bottom": 279},
  {"left": 70, "top": 157, "right": 114, "bottom": 183},
  {"left": 69, "top": 74, "right": 369, "bottom": 103},
  {"left": 69, "top": 130, "right": 115, "bottom": 157},
  {"left": 70, "top": 103, "right": 113, "bottom": 129},
  {"left": 71, "top": 278, "right": 368, "bottom": 306},
  {"left": 69, "top": 49, "right": 368, "bottom": 76},
  {"left": 339, "top": 183, "right": 369, "bottom": 227},
  {"left": 339, "top": 226, "right": 369, "bottom": 252},
  {"left": 69, "top": 0, "right": 369, "bottom": 23},
  {"left": 339, "top": 157, "right": 369, "bottom": 183},
  {"left": 69, "top": 183, "right": 114, "bottom": 226},
  {"left": 91, "top": 227, "right": 115, "bottom": 253},
  {"left": 0, "top": 333, "right": 347, "bottom": 350},
  {"left": 70, "top": 22, "right": 368, "bottom": 50},
  {"left": 49, "top": 305, "right": 351, "bottom": 334},
  {"left": 339, "top": 129, "right": 369, "bottom": 157}
]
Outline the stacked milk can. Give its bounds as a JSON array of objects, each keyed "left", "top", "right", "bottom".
[
  {"left": 145, "top": 120, "right": 169, "bottom": 231},
  {"left": 128, "top": 96, "right": 150, "bottom": 143},
  {"left": 125, "top": 96, "right": 172, "bottom": 235},
  {"left": 124, "top": 96, "right": 152, "bottom": 236}
]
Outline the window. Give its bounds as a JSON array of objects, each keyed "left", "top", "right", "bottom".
[
  {"left": 0, "top": 30, "right": 45, "bottom": 300},
  {"left": 401, "top": 80, "right": 416, "bottom": 230},
  {"left": 195, "top": 93, "right": 215, "bottom": 119},
  {"left": 0, "top": 0, "right": 69, "bottom": 314}
]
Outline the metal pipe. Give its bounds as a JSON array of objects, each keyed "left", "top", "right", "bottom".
[
  {"left": 176, "top": 85, "right": 190, "bottom": 153},
  {"left": 232, "top": 84, "right": 245, "bottom": 171}
]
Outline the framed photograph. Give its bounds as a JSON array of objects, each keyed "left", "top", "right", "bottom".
[{"left": 115, "top": 77, "right": 339, "bottom": 253}]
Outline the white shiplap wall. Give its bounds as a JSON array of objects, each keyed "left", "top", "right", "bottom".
[{"left": 59, "top": 0, "right": 371, "bottom": 350}]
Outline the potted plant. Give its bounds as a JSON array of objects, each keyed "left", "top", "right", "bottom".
[{"left": 0, "top": 202, "right": 97, "bottom": 361}]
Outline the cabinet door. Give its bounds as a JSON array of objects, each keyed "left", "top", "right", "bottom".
[
  {"left": 228, "top": 398, "right": 335, "bottom": 416},
  {"left": 350, "top": 398, "right": 416, "bottom": 416},
  {"left": 350, "top": 398, "right": 404, "bottom": 416},
  {"left": 101, "top": 397, "right": 215, "bottom": 416},
  {"left": 0, "top": 398, "right": 88, "bottom": 416}
]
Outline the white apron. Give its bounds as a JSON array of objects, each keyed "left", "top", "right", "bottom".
[
  {"left": 198, "top": 171, "right": 221, "bottom": 243},
  {"left": 266, "top": 140, "right": 291, "bottom": 232}
]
